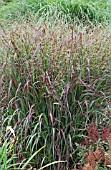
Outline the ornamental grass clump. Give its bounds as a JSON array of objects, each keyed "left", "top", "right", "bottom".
[{"left": 0, "top": 20, "right": 111, "bottom": 169}]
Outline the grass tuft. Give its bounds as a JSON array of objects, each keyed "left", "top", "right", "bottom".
[
  {"left": 0, "top": 19, "right": 111, "bottom": 169},
  {"left": 0, "top": 0, "right": 111, "bottom": 25}
]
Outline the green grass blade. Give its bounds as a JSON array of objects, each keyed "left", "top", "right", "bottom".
[
  {"left": 38, "top": 161, "right": 66, "bottom": 170},
  {"left": 21, "top": 146, "right": 45, "bottom": 170}
]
